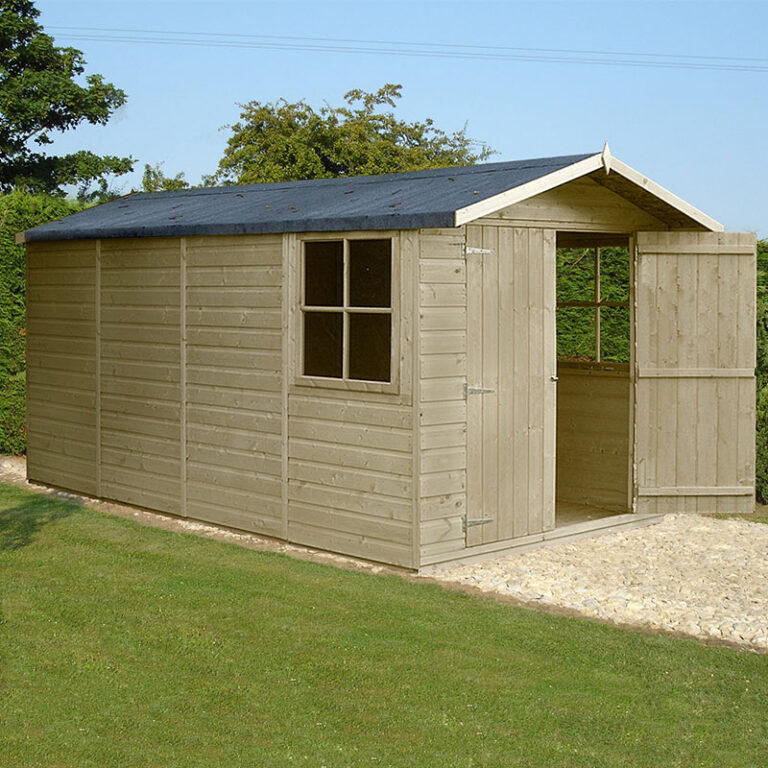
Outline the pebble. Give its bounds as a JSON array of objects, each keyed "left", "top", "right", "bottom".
[{"left": 427, "top": 514, "right": 768, "bottom": 652}]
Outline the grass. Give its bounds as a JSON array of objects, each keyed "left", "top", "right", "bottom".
[
  {"left": 714, "top": 502, "right": 768, "bottom": 525},
  {"left": 1, "top": 484, "right": 767, "bottom": 767}
]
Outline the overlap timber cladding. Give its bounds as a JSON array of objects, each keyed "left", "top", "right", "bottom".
[
  {"left": 27, "top": 241, "right": 98, "bottom": 494},
  {"left": 100, "top": 239, "right": 182, "bottom": 512},
  {"left": 184, "top": 236, "right": 283, "bottom": 535},
  {"left": 556, "top": 369, "right": 630, "bottom": 512},
  {"left": 635, "top": 231, "right": 756, "bottom": 514},
  {"left": 416, "top": 229, "right": 468, "bottom": 564},
  {"left": 25, "top": 233, "right": 413, "bottom": 567},
  {"left": 285, "top": 232, "right": 414, "bottom": 567}
]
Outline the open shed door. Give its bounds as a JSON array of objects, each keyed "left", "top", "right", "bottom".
[
  {"left": 465, "top": 225, "right": 557, "bottom": 546},
  {"left": 634, "top": 231, "right": 756, "bottom": 515}
]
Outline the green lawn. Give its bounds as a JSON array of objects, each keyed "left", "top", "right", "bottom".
[{"left": 1, "top": 484, "right": 766, "bottom": 768}]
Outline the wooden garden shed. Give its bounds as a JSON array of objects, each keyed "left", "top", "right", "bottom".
[{"left": 19, "top": 147, "right": 757, "bottom": 569}]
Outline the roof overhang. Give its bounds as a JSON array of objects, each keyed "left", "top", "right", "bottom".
[{"left": 453, "top": 146, "right": 724, "bottom": 232}]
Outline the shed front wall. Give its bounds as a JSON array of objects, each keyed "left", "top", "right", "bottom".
[{"left": 26, "top": 232, "right": 416, "bottom": 568}]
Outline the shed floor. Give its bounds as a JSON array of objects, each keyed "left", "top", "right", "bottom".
[{"left": 555, "top": 501, "right": 623, "bottom": 528}]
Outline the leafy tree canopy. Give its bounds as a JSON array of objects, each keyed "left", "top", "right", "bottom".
[
  {"left": 214, "top": 83, "right": 494, "bottom": 184},
  {"left": 140, "top": 162, "right": 190, "bottom": 193},
  {"left": 0, "top": 0, "right": 132, "bottom": 194}
]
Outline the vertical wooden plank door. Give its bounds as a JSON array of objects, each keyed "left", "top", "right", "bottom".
[
  {"left": 465, "top": 225, "right": 557, "bottom": 546},
  {"left": 634, "top": 231, "right": 756, "bottom": 515}
]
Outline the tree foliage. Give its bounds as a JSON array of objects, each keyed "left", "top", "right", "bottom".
[
  {"left": 141, "top": 162, "right": 190, "bottom": 193},
  {"left": 0, "top": 0, "right": 132, "bottom": 194},
  {"left": 214, "top": 84, "right": 494, "bottom": 184},
  {"left": 556, "top": 247, "right": 630, "bottom": 363}
]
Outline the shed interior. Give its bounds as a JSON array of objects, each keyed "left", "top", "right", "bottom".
[{"left": 554, "top": 232, "right": 632, "bottom": 526}]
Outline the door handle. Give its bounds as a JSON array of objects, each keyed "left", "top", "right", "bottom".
[{"left": 550, "top": 375, "right": 559, "bottom": 382}]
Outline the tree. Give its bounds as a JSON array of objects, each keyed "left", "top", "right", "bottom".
[
  {"left": 214, "top": 83, "right": 494, "bottom": 184},
  {"left": 140, "top": 162, "right": 190, "bottom": 193},
  {"left": 0, "top": 0, "right": 132, "bottom": 194}
]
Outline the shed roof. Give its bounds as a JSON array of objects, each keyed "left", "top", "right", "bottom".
[{"left": 21, "top": 149, "right": 722, "bottom": 242}]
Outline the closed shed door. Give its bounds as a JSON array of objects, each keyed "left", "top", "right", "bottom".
[
  {"left": 634, "top": 231, "right": 756, "bottom": 514},
  {"left": 465, "top": 225, "right": 557, "bottom": 546}
]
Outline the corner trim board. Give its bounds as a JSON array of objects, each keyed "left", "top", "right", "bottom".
[
  {"left": 179, "top": 237, "right": 187, "bottom": 518},
  {"left": 95, "top": 239, "right": 101, "bottom": 497}
]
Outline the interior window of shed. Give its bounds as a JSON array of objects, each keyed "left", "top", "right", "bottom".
[
  {"left": 556, "top": 246, "right": 630, "bottom": 363},
  {"left": 302, "top": 239, "right": 392, "bottom": 382}
]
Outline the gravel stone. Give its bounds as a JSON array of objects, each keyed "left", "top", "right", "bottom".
[{"left": 427, "top": 515, "right": 768, "bottom": 651}]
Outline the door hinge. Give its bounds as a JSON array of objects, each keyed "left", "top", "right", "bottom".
[
  {"left": 463, "top": 382, "right": 495, "bottom": 399},
  {"left": 462, "top": 245, "right": 494, "bottom": 259},
  {"left": 463, "top": 516, "right": 494, "bottom": 532}
]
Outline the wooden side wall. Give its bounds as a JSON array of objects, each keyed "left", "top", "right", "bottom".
[
  {"left": 185, "top": 235, "right": 284, "bottom": 535},
  {"left": 26, "top": 241, "right": 98, "bottom": 494},
  {"left": 556, "top": 367, "right": 630, "bottom": 511},
  {"left": 635, "top": 231, "right": 756, "bottom": 515},
  {"left": 416, "top": 229, "right": 468, "bottom": 564},
  {"left": 25, "top": 232, "right": 418, "bottom": 569},
  {"left": 100, "top": 239, "right": 181, "bottom": 513},
  {"left": 285, "top": 232, "right": 416, "bottom": 568}
]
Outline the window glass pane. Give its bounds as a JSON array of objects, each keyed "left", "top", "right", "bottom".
[
  {"left": 305, "top": 241, "right": 343, "bottom": 306},
  {"left": 348, "top": 313, "right": 391, "bottom": 382},
  {"left": 557, "top": 306, "right": 596, "bottom": 361},
  {"left": 557, "top": 248, "right": 595, "bottom": 303},
  {"left": 304, "top": 312, "right": 342, "bottom": 377},
  {"left": 349, "top": 239, "right": 391, "bottom": 308},
  {"left": 600, "top": 247, "right": 630, "bottom": 302},
  {"left": 600, "top": 306, "right": 630, "bottom": 363}
]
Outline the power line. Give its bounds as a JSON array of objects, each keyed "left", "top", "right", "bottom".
[{"left": 48, "top": 26, "right": 768, "bottom": 73}]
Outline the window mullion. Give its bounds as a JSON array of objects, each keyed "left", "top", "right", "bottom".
[
  {"left": 595, "top": 246, "right": 601, "bottom": 362},
  {"left": 343, "top": 239, "right": 350, "bottom": 380}
]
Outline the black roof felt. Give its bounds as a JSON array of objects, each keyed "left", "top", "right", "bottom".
[{"left": 24, "top": 153, "right": 596, "bottom": 241}]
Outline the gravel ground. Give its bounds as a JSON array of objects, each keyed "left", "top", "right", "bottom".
[{"left": 427, "top": 514, "right": 768, "bottom": 651}]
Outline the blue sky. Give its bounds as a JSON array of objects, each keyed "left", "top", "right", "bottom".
[{"left": 36, "top": 0, "right": 768, "bottom": 235}]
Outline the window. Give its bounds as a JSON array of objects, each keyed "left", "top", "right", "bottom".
[
  {"left": 556, "top": 246, "right": 630, "bottom": 363},
  {"left": 301, "top": 238, "right": 393, "bottom": 383}
]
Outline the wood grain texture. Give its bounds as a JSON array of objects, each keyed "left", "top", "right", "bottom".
[
  {"left": 99, "top": 239, "right": 182, "bottom": 514},
  {"left": 286, "top": 232, "right": 415, "bottom": 567},
  {"left": 185, "top": 235, "right": 284, "bottom": 532},
  {"left": 415, "top": 228, "right": 468, "bottom": 564},
  {"left": 634, "top": 231, "right": 757, "bottom": 513},
  {"left": 556, "top": 369, "right": 630, "bottom": 511},
  {"left": 26, "top": 241, "right": 98, "bottom": 495}
]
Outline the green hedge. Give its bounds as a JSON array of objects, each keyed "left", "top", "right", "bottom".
[{"left": 0, "top": 190, "right": 84, "bottom": 454}]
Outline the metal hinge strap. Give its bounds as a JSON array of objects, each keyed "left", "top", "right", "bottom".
[
  {"left": 462, "top": 245, "right": 494, "bottom": 259},
  {"left": 463, "top": 382, "right": 495, "bottom": 399},
  {"left": 463, "top": 516, "right": 494, "bottom": 532}
]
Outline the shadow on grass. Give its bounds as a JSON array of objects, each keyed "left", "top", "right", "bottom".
[{"left": 0, "top": 493, "right": 78, "bottom": 552}]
